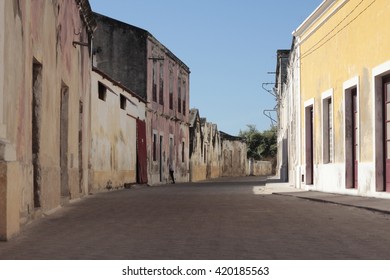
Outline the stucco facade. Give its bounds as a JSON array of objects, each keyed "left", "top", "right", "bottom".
[
  {"left": 93, "top": 14, "right": 191, "bottom": 186},
  {"left": 146, "top": 37, "right": 190, "bottom": 185},
  {"left": 220, "top": 132, "right": 247, "bottom": 177},
  {"left": 89, "top": 69, "right": 147, "bottom": 192},
  {"left": 0, "top": 0, "right": 95, "bottom": 240},
  {"left": 293, "top": 0, "right": 390, "bottom": 198},
  {"left": 275, "top": 50, "right": 291, "bottom": 182},
  {"left": 189, "top": 109, "right": 221, "bottom": 182},
  {"left": 189, "top": 109, "right": 205, "bottom": 182}
]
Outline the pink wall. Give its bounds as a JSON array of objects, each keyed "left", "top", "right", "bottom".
[{"left": 146, "top": 38, "right": 190, "bottom": 184}]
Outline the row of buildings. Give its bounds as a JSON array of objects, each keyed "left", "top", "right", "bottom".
[
  {"left": 0, "top": 0, "right": 271, "bottom": 240},
  {"left": 275, "top": 0, "right": 390, "bottom": 199}
]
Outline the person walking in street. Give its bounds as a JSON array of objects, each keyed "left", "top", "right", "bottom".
[{"left": 169, "top": 161, "right": 175, "bottom": 184}]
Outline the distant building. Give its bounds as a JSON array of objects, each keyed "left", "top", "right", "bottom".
[
  {"left": 189, "top": 109, "right": 221, "bottom": 181},
  {"left": 189, "top": 109, "right": 204, "bottom": 182},
  {"left": 220, "top": 132, "right": 247, "bottom": 177},
  {"left": 0, "top": 0, "right": 96, "bottom": 240},
  {"left": 93, "top": 13, "right": 191, "bottom": 185},
  {"left": 275, "top": 49, "right": 291, "bottom": 182},
  {"left": 202, "top": 120, "right": 221, "bottom": 180}
]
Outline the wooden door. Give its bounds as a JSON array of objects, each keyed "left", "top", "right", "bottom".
[
  {"left": 136, "top": 119, "right": 148, "bottom": 184},
  {"left": 352, "top": 89, "right": 358, "bottom": 189},
  {"left": 305, "top": 106, "right": 314, "bottom": 185},
  {"left": 384, "top": 78, "right": 390, "bottom": 191}
]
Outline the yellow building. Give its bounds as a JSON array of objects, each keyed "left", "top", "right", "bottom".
[{"left": 293, "top": 0, "right": 390, "bottom": 197}]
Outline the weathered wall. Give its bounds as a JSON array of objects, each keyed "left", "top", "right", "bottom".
[
  {"left": 275, "top": 50, "right": 290, "bottom": 182},
  {"left": 93, "top": 13, "right": 148, "bottom": 99},
  {"left": 286, "top": 41, "right": 302, "bottom": 189},
  {"left": 92, "top": 15, "right": 191, "bottom": 186},
  {"left": 203, "top": 122, "right": 221, "bottom": 179},
  {"left": 221, "top": 135, "right": 247, "bottom": 177},
  {"left": 189, "top": 110, "right": 221, "bottom": 182},
  {"left": 146, "top": 37, "right": 190, "bottom": 185},
  {"left": 89, "top": 70, "right": 146, "bottom": 192},
  {"left": 0, "top": 0, "right": 94, "bottom": 240},
  {"left": 248, "top": 159, "right": 273, "bottom": 176},
  {"left": 189, "top": 109, "right": 205, "bottom": 182}
]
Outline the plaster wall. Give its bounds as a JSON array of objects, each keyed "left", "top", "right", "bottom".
[
  {"left": 89, "top": 71, "right": 146, "bottom": 191},
  {"left": 146, "top": 39, "right": 190, "bottom": 185},
  {"left": 248, "top": 160, "right": 273, "bottom": 176},
  {"left": 221, "top": 139, "right": 247, "bottom": 177},
  {"left": 297, "top": 0, "right": 390, "bottom": 197},
  {"left": 189, "top": 111, "right": 204, "bottom": 182},
  {"left": 0, "top": 0, "right": 93, "bottom": 239}
]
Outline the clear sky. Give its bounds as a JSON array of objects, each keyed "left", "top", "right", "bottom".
[{"left": 89, "top": 0, "right": 323, "bottom": 135}]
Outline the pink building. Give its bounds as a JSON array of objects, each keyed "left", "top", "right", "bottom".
[{"left": 93, "top": 14, "right": 190, "bottom": 185}]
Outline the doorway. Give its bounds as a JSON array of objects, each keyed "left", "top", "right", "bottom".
[
  {"left": 383, "top": 76, "right": 390, "bottom": 191},
  {"left": 345, "top": 87, "right": 358, "bottom": 189},
  {"left": 159, "top": 135, "right": 163, "bottom": 182},
  {"left": 305, "top": 105, "right": 314, "bottom": 185},
  {"left": 136, "top": 119, "right": 148, "bottom": 184},
  {"left": 32, "top": 61, "right": 42, "bottom": 208},
  {"left": 60, "top": 83, "right": 69, "bottom": 199}
]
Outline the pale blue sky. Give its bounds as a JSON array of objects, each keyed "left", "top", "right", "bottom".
[{"left": 89, "top": 0, "right": 323, "bottom": 135}]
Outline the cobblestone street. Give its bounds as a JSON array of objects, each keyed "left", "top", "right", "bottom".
[{"left": 1, "top": 177, "right": 390, "bottom": 260}]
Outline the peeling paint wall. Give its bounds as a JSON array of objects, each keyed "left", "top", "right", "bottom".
[
  {"left": 189, "top": 109, "right": 205, "bottom": 182},
  {"left": 220, "top": 134, "right": 247, "bottom": 177},
  {"left": 203, "top": 122, "right": 221, "bottom": 179},
  {"left": 189, "top": 110, "right": 221, "bottom": 182},
  {"left": 275, "top": 50, "right": 291, "bottom": 182},
  {"left": 92, "top": 15, "right": 191, "bottom": 186},
  {"left": 146, "top": 37, "right": 190, "bottom": 185},
  {"left": 0, "top": 0, "right": 94, "bottom": 240},
  {"left": 89, "top": 70, "right": 146, "bottom": 192},
  {"left": 248, "top": 159, "right": 273, "bottom": 177},
  {"left": 93, "top": 13, "right": 147, "bottom": 100}
]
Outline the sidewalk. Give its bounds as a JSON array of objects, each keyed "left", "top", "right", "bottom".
[{"left": 265, "top": 178, "right": 390, "bottom": 215}]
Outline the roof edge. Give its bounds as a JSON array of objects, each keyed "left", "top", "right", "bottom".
[
  {"left": 76, "top": 0, "right": 97, "bottom": 34},
  {"left": 292, "top": 0, "right": 336, "bottom": 38}
]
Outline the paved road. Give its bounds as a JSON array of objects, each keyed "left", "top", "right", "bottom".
[{"left": 1, "top": 176, "right": 390, "bottom": 260}]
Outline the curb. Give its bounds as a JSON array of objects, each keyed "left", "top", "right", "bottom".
[{"left": 273, "top": 192, "right": 390, "bottom": 215}]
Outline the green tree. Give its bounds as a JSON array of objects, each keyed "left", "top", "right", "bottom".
[{"left": 239, "top": 125, "right": 277, "bottom": 161}]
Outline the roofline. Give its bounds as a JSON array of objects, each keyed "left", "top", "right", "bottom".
[
  {"left": 147, "top": 35, "right": 190, "bottom": 74},
  {"left": 275, "top": 49, "right": 290, "bottom": 86},
  {"left": 292, "top": 0, "right": 336, "bottom": 38},
  {"left": 219, "top": 131, "right": 245, "bottom": 142},
  {"left": 93, "top": 12, "right": 190, "bottom": 73},
  {"left": 76, "top": 0, "right": 97, "bottom": 34},
  {"left": 92, "top": 67, "right": 147, "bottom": 104}
]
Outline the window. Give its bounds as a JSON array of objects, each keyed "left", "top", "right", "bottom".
[
  {"left": 169, "top": 71, "right": 173, "bottom": 110},
  {"left": 153, "top": 133, "right": 157, "bottom": 161},
  {"left": 152, "top": 61, "right": 157, "bottom": 102},
  {"left": 183, "top": 80, "right": 186, "bottom": 115},
  {"left": 159, "top": 63, "right": 164, "bottom": 105},
  {"left": 120, "top": 94, "right": 126, "bottom": 110},
  {"left": 178, "top": 77, "right": 182, "bottom": 113},
  {"left": 182, "top": 141, "right": 185, "bottom": 163},
  {"left": 169, "top": 136, "right": 174, "bottom": 162},
  {"left": 322, "top": 91, "right": 333, "bottom": 164},
  {"left": 98, "top": 82, "right": 107, "bottom": 101}
]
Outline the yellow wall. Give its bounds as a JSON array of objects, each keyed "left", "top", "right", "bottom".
[{"left": 300, "top": 0, "right": 390, "bottom": 164}]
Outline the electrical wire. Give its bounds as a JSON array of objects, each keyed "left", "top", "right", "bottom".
[{"left": 300, "top": 0, "right": 377, "bottom": 60}]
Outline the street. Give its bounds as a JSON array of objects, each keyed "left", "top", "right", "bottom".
[{"left": 1, "top": 176, "right": 390, "bottom": 260}]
